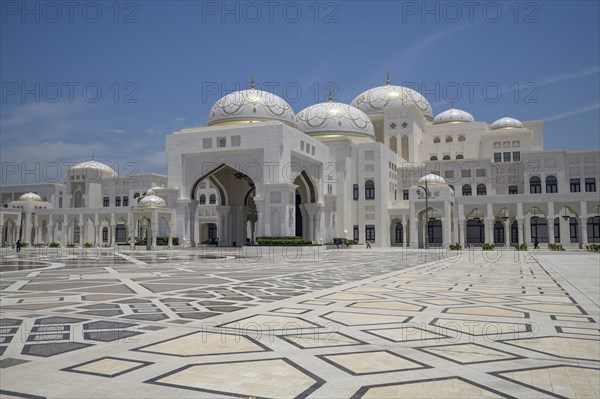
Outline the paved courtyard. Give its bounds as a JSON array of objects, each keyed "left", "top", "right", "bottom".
[{"left": 0, "top": 247, "right": 599, "bottom": 398}]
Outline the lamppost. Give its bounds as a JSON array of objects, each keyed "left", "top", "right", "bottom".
[{"left": 417, "top": 179, "right": 433, "bottom": 249}]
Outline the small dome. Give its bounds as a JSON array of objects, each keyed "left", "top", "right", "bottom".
[
  {"left": 433, "top": 107, "right": 474, "bottom": 125},
  {"left": 139, "top": 189, "right": 166, "bottom": 207},
  {"left": 295, "top": 101, "right": 374, "bottom": 138},
  {"left": 71, "top": 159, "right": 117, "bottom": 176},
  {"left": 491, "top": 116, "right": 523, "bottom": 130},
  {"left": 19, "top": 192, "right": 42, "bottom": 202},
  {"left": 208, "top": 88, "right": 296, "bottom": 128},
  {"left": 418, "top": 174, "right": 446, "bottom": 185},
  {"left": 352, "top": 82, "right": 433, "bottom": 120}
]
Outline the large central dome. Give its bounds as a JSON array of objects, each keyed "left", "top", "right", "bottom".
[
  {"left": 208, "top": 81, "right": 296, "bottom": 128},
  {"left": 352, "top": 76, "right": 433, "bottom": 120},
  {"left": 296, "top": 100, "right": 374, "bottom": 139}
]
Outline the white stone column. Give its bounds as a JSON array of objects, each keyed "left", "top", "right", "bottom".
[
  {"left": 504, "top": 220, "right": 511, "bottom": 247},
  {"left": 151, "top": 211, "right": 158, "bottom": 249},
  {"left": 401, "top": 215, "right": 407, "bottom": 247},
  {"left": 216, "top": 206, "right": 230, "bottom": 246},
  {"left": 483, "top": 218, "right": 493, "bottom": 244},
  {"left": 23, "top": 211, "right": 32, "bottom": 244},
  {"left": 188, "top": 200, "right": 198, "bottom": 247},
  {"left": 548, "top": 218, "right": 555, "bottom": 245},
  {"left": 93, "top": 224, "right": 100, "bottom": 246},
  {"left": 524, "top": 217, "right": 531, "bottom": 244},
  {"left": 517, "top": 218, "right": 524, "bottom": 244},
  {"left": 580, "top": 218, "right": 588, "bottom": 248},
  {"left": 62, "top": 215, "right": 68, "bottom": 246},
  {"left": 441, "top": 217, "right": 451, "bottom": 247},
  {"left": 109, "top": 224, "right": 116, "bottom": 246}
]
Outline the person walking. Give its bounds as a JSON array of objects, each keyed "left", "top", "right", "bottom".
[
  {"left": 16, "top": 239, "right": 21, "bottom": 253},
  {"left": 534, "top": 238, "right": 539, "bottom": 249},
  {"left": 366, "top": 240, "right": 371, "bottom": 249}
]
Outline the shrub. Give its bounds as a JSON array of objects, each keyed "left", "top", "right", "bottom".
[
  {"left": 20, "top": 243, "right": 29, "bottom": 248},
  {"left": 66, "top": 243, "right": 76, "bottom": 248},
  {"left": 481, "top": 243, "right": 495, "bottom": 250},
  {"left": 514, "top": 243, "right": 528, "bottom": 251},
  {"left": 332, "top": 238, "right": 357, "bottom": 245},
  {"left": 83, "top": 242, "right": 93, "bottom": 248},
  {"left": 49, "top": 242, "right": 60, "bottom": 248},
  {"left": 33, "top": 243, "right": 46, "bottom": 248},
  {"left": 549, "top": 243, "right": 565, "bottom": 251},
  {"left": 587, "top": 244, "right": 600, "bottom": 252},
  {"left": 449, "top": 243, "right": 462, "bottom": 250}
]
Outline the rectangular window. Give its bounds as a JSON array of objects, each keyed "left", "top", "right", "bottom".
[
  {"left": 115, "top": 196, "right": 121, "bottom": 207},
  {"left": 585, "top": 178, "right": 596, "bottom": 192},
  {"left": 231, "top": 135, "right": 241, "bottom": 147},
  {"left": 494, "top": 152, "right": 501, "bottom": 162},
  {"left": 217, "top": 137, "right": 226, "bottom": 147},
  {"left": 570, "top": 217, "right": 579, "bottom": 243},
  {"left": 353, "top": 225, "right": 359, "bottom": 241},
  {"left": 513, "top": 151, "right": 521, "bottom": 161},
  {"left": 365, "top": 225, "right": 375, "bottom": 242},
  {"left": 353, "top": 184, "right": 359, "bottom": 200},
  {"left": 103, "top": 197, "right": 109, "bottom": 207},
  {"left": 123, "top": 196, "right": 129, "bottom": 206},
  {"left": 509, "top": 185, "right": 518, "bottom": 194},
  {"left": 503, "top": 152, "right": 511, "bottom": 162},
  {"left": 403, "top": 189, "right": 409, "bottom": 200},
  {"left": 461, "top": 169, "right": 471, "bottom": 178},
  {"left": 554, "top": 218, "right": 560, "bottom": 243},
  {"left": 570, "top": 178, "right": 580, "bottom": 192},
  {"left": 203, "top": 138, "right": 212, "bottom": 149}
]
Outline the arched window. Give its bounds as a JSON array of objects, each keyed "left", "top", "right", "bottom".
[
  {"left": 445, "top": 136, "right": 453, "bottom": 143},
  {"left": 209, "top": 194, "right": 217, "bottom": 204},
  {"left": 458, "top": 135, "right": 465, "bottom": 142},
  {"left": 199, "top": 194, "right": 206, "bottom": 204},
  {"left": 443, "top": 155, "right": 451, "bottom": 160},
  {"left": 530, "top": 176, "right": 542, "bottom": 194},
  {"left": 430, "top": 156, "right": 438, "bottom": 161},
  {"left": 433, "top": 137, "right": 441, "bottom": 144},
  {"left": 73, "top": 191, "right": 83, "bottom": 208},
  {"left": 365, "top": 180, "right": 375, "bottom": 200},
  {"left": 102, "top": 227, "right": 108, "bottom": 242},
  {"left": 456, "top": 154, "right": 464, "bottom": 159},
  {"left": 462, "top": 184, "right": 472, "bottom": 196},
  {"left": 546, "top": 175, "right": 558, "bottom": 193},
  {"left": 477, "top": 184, "right": 487, "bottom": 196}
]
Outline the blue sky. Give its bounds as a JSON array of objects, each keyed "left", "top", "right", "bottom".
[{"left": 1, "top": 0, "right": 599, "bottom": 184}]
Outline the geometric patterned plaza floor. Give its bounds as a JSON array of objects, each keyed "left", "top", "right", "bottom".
[{"left": 1, "top": 247, "right": 598, "bottom": 398}]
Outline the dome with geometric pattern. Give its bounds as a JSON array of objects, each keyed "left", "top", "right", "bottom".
[
  {"left": 207, "top": 77, "right": 296, "bottom": 128},
  {"left": 71, "top": 159, "right": 117, "bottom": 177},
  {"left": 19, "top": 192, "right": 42, "bottom": 202},
  {"left": 433, "top": 106, "right": 474, "bottom": 125},
  {"left": 418, "top": 174, "right": 447, "bottom": 185},
  {"left": 351, "top": 74, "right": 433, "bottom": 120},
  {"left": 490, "top": 116, "right": 523, "bottom": 130},
  {"left": 295, "top": 98, "right": 374, "bottom": 139},
  {"left": 139, "top": 189, "right": 166, "bottom": 207}
]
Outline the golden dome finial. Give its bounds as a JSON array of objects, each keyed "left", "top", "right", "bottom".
[
  {"left": 92, "top": 152, "right": 95, "bottom": 161},
  {"left": 250, "top": 73, "right": 255, "bottom": 90},
  {"left": 451, "top": 100, "right": 454, "bottom": 109},
  {"left": 328, "top": 86, "right": 333, "bottom": 102},
  {"left": 386, "top": 71, "right": 391, "bottom": 85}
]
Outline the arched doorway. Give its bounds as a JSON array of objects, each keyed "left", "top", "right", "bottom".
[
  {"left": 292, "top": 171, "right": 317, "bottom": 240},
  {"left": 190, "top": 164, "right": 257, "bottom": 247}
]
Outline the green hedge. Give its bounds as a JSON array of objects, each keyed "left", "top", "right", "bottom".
[
  {"left": 135, "top": 237, "right": 179, "bottom": 246},
  {"left": 549, "top": 243, "right": 565, "bottom": 251},
  {"left": 255, "top": 236, "right": 314, "bottom": 246},
  {"left": 449, "top": 243, "right": 462, "bottom": 250},
  {"left": 587, "top": 244, "right": 600, "bottom": 252},
  {"left": 514, "top": 243, "right": 528, "bottom": 251},
  {"left": 481, "top": 243, "right": 495, "bottom": 250}
]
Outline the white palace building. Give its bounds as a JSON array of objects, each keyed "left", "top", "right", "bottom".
[{"left": 2, "top": 76, "right": 599, "bottom": 249}]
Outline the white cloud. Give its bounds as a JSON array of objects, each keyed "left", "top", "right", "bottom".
[{"left": 542, "top": 102, "right": 600, "bottom": 122}]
